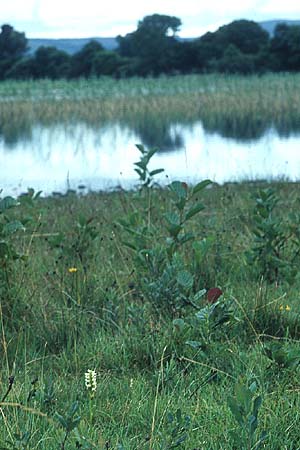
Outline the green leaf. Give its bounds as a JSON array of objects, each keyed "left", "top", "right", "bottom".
[
  {"left": 252, "top": 395, "right": 262, "bottom": 417},
  {"left": 149, "top": 168, "right": 164, "bottom": 176},
  {"left": 34, "top": 190, "right": 43, "bottom": 199},
  {"left": 68, "top": 416, "right": 81, "bottom": 432},
  {"left": 192, "top": 180, "right": 212, "bottom": 196},
  {"left": 195, "top": 305, "right": 211, "bottom": 321},
  {"left": 193, "top": 238, "right": 214, "bottom": 264},
  {"left": 178, "top": 232, "right": 195, "bottom": 245},
  {"left": 2, "top": 221, "right": 25, "bottom": 235},
  {"left": 165, "top": 212, "right": 181, "bottom": 227},
  {"left": 146, "top": 147, "right": 158, "bottom": 160},
  {"left": 69, "top": 401, "right": 79, "bottom": 416},
  {"left": 169, "top": 181, "right": 188, "bottom": 199},
  {"left": 248, "top": 414, "right": 258, "bottom": 435},
  {"left": 55, "top": 412, "right": 67, "bottom": 429},
  {"left": 135, "top": 144, "right": 146, "bottom": 154},
  {"left": 185, "top": 340, "right": 202, "bottom": 349},
  {"left": 249, "top": 381, "right": 257, "bottom": 394},
  {"left": 228, "top": 396, "right": 244, "bottom": 427},
  {"left": 0, "top": 196, "right": 19, "bottom": 213},
  {"left": 134, "top": 168, "right": 146, "bottom": 181},
  {"left": 134, "top": 161, "right": 147, "bottom": 170},
  {"left": 166, "top": 224, "right": 182, "bottom": 239},
  {"left": 177, "top": 270, "right": 194, "bottom": 289},
  {"left": 235, "top": 384, "right": 252, "bottom": 414},
  {"left": 185, "top": 203, "right": 205, "bottom": 221},
  {"left": 193, "top": 289, "right": 206, "bottom": 303},
  {"left": 173, "top": 318, "right": 185, "bottom": 330}
]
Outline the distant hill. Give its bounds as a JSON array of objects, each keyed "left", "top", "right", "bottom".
[
  {"left": 259, "top": 19, "right": 300, "bottom": 35},
  {"left": 27, "top": 36, "right": 193, "bottom": 55},
  {"left": 27, "top": 37, "right": 118, "bottom": 55},
  {"left": 27, "top": 19, "right": 300, "bottom": 55}
]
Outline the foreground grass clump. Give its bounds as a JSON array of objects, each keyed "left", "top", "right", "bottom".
[{"left": 1, "top": 179, "right": 300, "bottom": 448}]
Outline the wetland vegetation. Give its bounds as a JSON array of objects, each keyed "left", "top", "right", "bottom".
[
  {"left": 1, "top": 162, "right": 300, "bottom": 448},
  {"left": 1, "top": 73, "right": 300, "bottom": 146}
]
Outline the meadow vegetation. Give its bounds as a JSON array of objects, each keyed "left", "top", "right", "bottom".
[{"left": 1, "top": 144, "right": 300, "bottom": 448}]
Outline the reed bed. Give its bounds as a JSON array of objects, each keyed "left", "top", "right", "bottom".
[{"left": 0, "top": 74, "right": 300, "bottom": 139}]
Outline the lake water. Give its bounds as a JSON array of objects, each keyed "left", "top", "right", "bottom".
[{"left": 1, "top": 121, "right": 300, "bottom": 196}]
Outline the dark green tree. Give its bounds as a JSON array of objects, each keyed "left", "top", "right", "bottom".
[
  {"left": 69, "top": 40, "right": 104, "bottom": 77},
  {"left": 270, "top": 23, "right": 300, "bottom": 71},
  {"left": 0, "top": 24, "right": 28, "bottom": 79},
  {"left": 192, "top": 19, "right": 269, "bottom": 73},
  {"left": 217, "top": 20, "right": 269, "bottom": 55},
  {"left": 92, "top": 51, "right": 129, "bottom": 76},
  {"left": 5, "top": 57, "right": 35, "bottom": 79},
  {"left": 192, "top": 32, "right": 223, "bottom": 71},
  {"left": 117, "top": 14, "right": 182, "bottom": 75},
  {"left": 33, "top": 46, "right": 71, "bottom": 79},
  {"left": 138, "top": 14, "right": 181, "bottom": 36},
  {"left": 70, "top": 40, "right": 128, "bottom": 77},
  {"left": 217, "top": 44, "right": 255, "bottom": 74}
]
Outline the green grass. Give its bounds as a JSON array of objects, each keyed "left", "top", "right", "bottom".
[{"left": 1, "top": 181, "right": 300, "bottom": 449}]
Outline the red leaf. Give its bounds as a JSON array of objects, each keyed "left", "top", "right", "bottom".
[{"left": 207, "top": 287, "right": 223, "bottom": 303}]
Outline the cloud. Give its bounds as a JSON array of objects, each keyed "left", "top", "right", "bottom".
[
  {"left": 1, "top": 0, "right": 300, "bottom": 38},
  {"left": 259, "top": 0, "right": 300, "bottom": 15},
  {"left": 1, "top": 0, "right": 37, "bottom": 21}
]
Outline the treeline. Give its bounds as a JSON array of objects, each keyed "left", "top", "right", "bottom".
[{"left": 1, "top": 15, "right": 300, "bottom": 80}]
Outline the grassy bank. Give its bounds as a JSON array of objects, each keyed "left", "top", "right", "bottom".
[
  {"left": 1, "top": 176, "right": 300, "bottom": 449},
  {"left": 1, "top": 74, "right": 300, "bottom": 143}
]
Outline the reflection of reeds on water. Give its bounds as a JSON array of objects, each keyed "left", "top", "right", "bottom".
[{"left": 0, "top": 73, "right": 300, "bottom": 145}]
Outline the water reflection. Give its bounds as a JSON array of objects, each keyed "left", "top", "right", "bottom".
[
  {"left": 2, "top": 111, "right": 300, "bottom": 150},
  {"left": 131, "top": 116, "right": 184, "bottom": 151},
  {"left": 0, "top": 120, "right": 33, "bottom": 148},
  {"left": 1, "top": 121, "right": 300, "bottom": 196}
]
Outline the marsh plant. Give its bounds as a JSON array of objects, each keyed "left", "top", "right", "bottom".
[
  {"left": 134, "top": 144, "right": 164, "bottom": 189},
  {"left": 143, "top": 179, "right": 213, "bottom": 311},
  {"left": 172, "top": 289, "right": 238, "bottom": 355},
  {"left": 118, "top": 177, "right": 212, "bottom": 313},
  {"left": 165, "top": 180, "right": 212, "bottom": 257},
  {"left": 247, "top": 187, "right": 300, "bottom": 283},
  {"left": 158, "top": 408, "right": 191, "bottom": 449},
  {"left": 263, "top": 341, "right": 300, "bottom": 369},
  {"left": 55, "top": 401, "right": 82, "bottom": 450},
  {"left": 228, "top": 381, "right": 267, "bottom": 450},
  {"left": 142, "top": 252, "right": 208, "bottom": 312}
]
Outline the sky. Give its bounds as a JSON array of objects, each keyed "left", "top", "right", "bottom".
[{"left": 1, "top": 0, "right": 300, "bottom": 39}]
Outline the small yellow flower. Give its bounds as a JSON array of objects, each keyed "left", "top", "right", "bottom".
[
  {"left": 279, "top": 304, "right": 291, "bottom": 311},
  {"left": 68, "top": 267, "right": 78, "bottom": 273}
]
